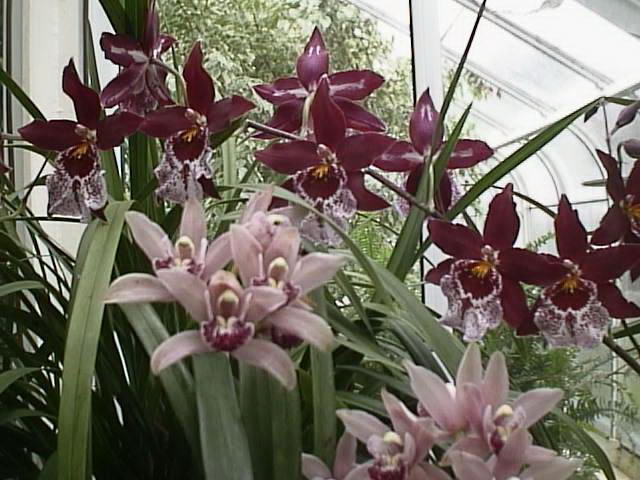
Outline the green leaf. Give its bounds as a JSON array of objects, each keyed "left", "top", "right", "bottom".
[
  {"left": 0, "top": 280, "right": 43, "bottom": 298},
  {"left": 0, "top": 367, "right": 39, "bottom": 396},
  {"left": 98, "top": 0, "right": 128, "bottom": 33},
  {"left": 0, "top": 408, "right": 53, "bottom": 425},
  {"left": 39, "top": 453, "right": 58, "bottom": 480},
  {"left": 240, "top": 364, "right": 301, "bottom": 480},
  {"left": 222, "top": 137, "right": 238, "bottom": 199},
  {"left": 194, "top": 354, "right": 253, "bottom": 480},
  {"left": 0, "top": 64, "right": 45, "bottom": 121},
  {"left": 57, "top": 201, "right": 132, "bottom": 480}
]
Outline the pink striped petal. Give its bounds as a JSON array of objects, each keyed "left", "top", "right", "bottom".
[
  {"left": 125, "top": 211, "right": 173, "bottom": 262},
  {"left": 267, "top": 306, "right": 333, "bottom": 351},
  {"left": 449, "top": 452, "right": 492, "bottom": 480},
  {"left": 240, "top": 188, "right": 273, "bottom": 222},
  {"left": 156, "top": 269, "right": 209, "bottom": 323},
  {"left": 104, "top": 273, "right": 173, "bottom": 304},
  {"left": 513, "top": 388, "right": 563, "bottom": 428},
  {"left": 456, "top": 342, "right": 482, "bottom": 387},
  {"left": 230, "top": 224, "right": 264, "bottom": 286},
  {"left": 337, "top": 409, "right": 388, "bottom": 443},
  {"left": 244, "top": 286, "right": 287, "bottom": 323},
  {"left": 291, "top": 252, "right": 347, "bottom": 295},
  {"left": 482, "top": 351, "right": 508, "bottom": 409},
  {"left": 203, "top": 232, "right": 231, "bottom": 280},
  {"left": 180, "top": 197, "right": 207, "bottom": 251},
  {"left": 231, "top": 338, "right": 296, "bottom": 389},
  {"left": 334, "top": 432, "right": 357, "bottom": 479},
  {"left": 151, "top": 330, "right": 210, "bottom": 374},
  {"left": 301, "top": 454, "right": 331, "bottom": 479}
]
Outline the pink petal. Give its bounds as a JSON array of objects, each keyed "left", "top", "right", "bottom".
[
  {"left": 180, "top": 197, "right": 207, "bottom": 250},
  {"left": 520, "top": 458, "right": 582, "bottom": 480},
  {"left": 513, "top": 388, "right": 563, "bottom": 428},
  {"left": 296, "top": 27, "right": 329, "bottom": 90},
  {"left": 482, "top": 351, "right": 509, "bottom": 409},
  {"left": 156, "top": 269, "right": 209, "bottom": 323},
  {"left": 449, "top": 452, "right": 492, "bottom": 480},
  {"left": 483, "top": 184, "right": 519, "bottom": 250},
  {"left": 151, "top": 330, "right": 210, "bottom": 374},
  {"left": 458, "top": 384, "right": 485, "bottom": 435},
  {"left": 494, "top": 427, "right": 529, "bottom": 479},
  {"left": 582, "top": 244, "right": 640, "bottom": 283},
  {"left": 255, "top": 140, "right": 320, "bottom": 175},
  {"left": 244, "top": 286, "right": 287, "bottom": 323},
  {"left": 240, "top": 188, "right": 273, "bottom": 222},
  {"left": 96, "top": 111, "right": 143, "bottom": 150},
  {"left": 336, "top": 409, "right": 388, "bottom": 443},
  {"left": 311, "top": 77, "right": 346, "bottom": 151},
  {"left": 104, "top": 273, "right": 173, "bottom": 304},
  {"left": 19, "top": 120, "right": 81, "bottom": 151},
  {"left": 301, "top": 454, "right": 331, "bottom": 479},
  {"left": 333, "top": 97, "right": 386, "bottom": 132},
  {"left": 456, "top": 343, "right": 482, "bottom": 387},
  {"left": 373, "top": 141, "right": 422, "bottom": 172},
  {"left": 427, "top": 219, "right": 483, "bottom": 259},
  {"left": 596, "top": 149, "right": 625, "bottom": 202},
  {"left": 183, "top": 42, "right": 214, "bottom": 114},
  {"left": 230, "top": 224, "right": 264, "bottom": 286},
  {"left": 417, "top": 465, "right": 453, "bottom": 480},
  {"left": 333, "top": 432, "right": 357, "bottom": 479},
  {"left": 264, "top": 226, "right": 301, "bottom": 270},
  {"left": 329, "top": 70, "right": 384, "bottom": 100},
  {"left": 125, "top": 211, "right": 173, "bottom": 262},
  {"left": 291, "top": 252, "right": 346, "bottom": 295},
  {"left": 591, "top": 206, "right": 628, "bottom": 246},
  {"left": 346, "top": 172, "right": 389, "bottom": 211},
  {"left": 203, "top": 232, "right": 231, "bottom": 280},
  {"left": 410, "top": 89, "right": 441, "bottom": 155},
  {"left": 267, "top": 306, "right": 333, "bottom": 351},
  {"left": 381, "top": 389, "right": 414, "bottom": 437},
  {"left": 62, "top": 60, "right": 101, "bottom": 129},
  {"left": 598, "top": 282, "right": 640, "bottom": 318},
  {"left": 231, "top": 338, "right": 296, "bottom": 389},
  {"left": 100, "top": 32, "right": 146, "bottom": 67},
  {"left": 140, "top": 106, "right": 192, "bottom": 138},
  {"left": 448, "top": 139, "right": 493, "bottom": 169},
  {"left": 343, "top": 464, "right": 373, "bottom": 480},
  {"left": 337, "top": 133, "right": 396, "bottom": 172},
  {"left": 254, "top": 77, "right": 306, "bottom": 105},
  {"left": 441, "top": 436, "right": 489, "bottom": 465},
  {"left": 555, "top": 196, "right": 588, "bottom": 263},
  {"left": 100, "top": 62, "right": 147, "bottom": 108},
  {"left": 613, "top": 100, "right": 640, "bottom": 132}
]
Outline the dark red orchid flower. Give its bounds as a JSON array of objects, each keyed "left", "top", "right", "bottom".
[
  {"left": 19, "top": 60, "right": 141, "bottom": 220},
  {"left": 253, "top": 27, "right": 385, "bottom": 137},
  {"left": 425, "top": 184, "right": 565, "bottom": 341},
  {"left": 100, "top": 0, "right": 175, "bottom": 115},
  {"left": 139, "top": 42, "right": 255, "bottom": 204},
  {"left": 591, "top": 150, "right": 640, "bottom": 274},
  {"left": 375, "top": 89, "right": 493, "bottom": 212},
  {"left": 522, "top": 195, "right": 640, "bottom": 348},
  {"left": 256, "top": 76, "right": 396, "bottom": 217}
]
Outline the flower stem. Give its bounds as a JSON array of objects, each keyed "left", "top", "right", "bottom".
[
  {"left": 365, "top": 169, "right": 441, "bottom": 217},
  {"left": 1, "top": 133, "right": 22, "bottom": 141},
  {"left": 151, "top": 58, "right": 188, "bottom": 105},
  {"left": 246, "top": 120, "right": 303, "bottom": 141},
  {"left": 603, "top": 335, "right": 640, "bottom": 377}
]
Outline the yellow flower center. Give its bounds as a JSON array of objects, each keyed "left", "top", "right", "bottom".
[
  {"left": 71, "top": 142, "right": 91, "bottom": 158},
  {"left": 180, "top": 127, "right": 200, "bottom": 143},
  {"left": 624, "top": 203, "right": 640, "bottom": 220},
  {"left": 560, "top": 274, "right": 579, "bottom": 293},
  {"left": 310, "top": 163, "right": 330, "bottom": 180},
  {"left": 471, "top": 260, "right": 493, "bottom": 278}
]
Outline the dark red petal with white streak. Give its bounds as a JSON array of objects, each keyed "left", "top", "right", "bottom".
[
  {"left": 483, "top": 184, "right": 519, "bottom": 250},
  {"left": 253, "top": 77, "right": 306, "bottom": 105},
  {"left": 62, "top": 60, "right": 101, "bottom": 129},
  {"left": 345, "top": 172, "right": 389, "bottom": 211},
  {"left": 373, "top": 140, "right": 422, "bottom": 172},
  {"left": 183, "top": 42, "right": 214, "bottom": 115},
  {"left": 310, "top": 77, "right": 346, "bottom": 151},
  {"left": 425, "top": 259, "right": 454, "bottom": 284},
  {"left": 555, "top": 195, "right": 588, "bottom": 263},
  {"left": 96, "top": 112, "right": 143, "bottom": 150},
  {"left": 99, "top": 32, "right": 146, "bottom": 67},
  {"left": 254, "top": 100, "right": 303, "bottom": 139},
  {"left": 427, "top": 219, "right": 483, "bottom": 259},
  {"left": 329, "top": 70, "right": 384, "bottom": 100},
  {"left": 336, "top": 133, "right": 396, "bottom": 172},
  {"left": 448, "top": 139, "right": 493, "bottom": 169},
  {"left": 140, "top": 106, "right": 192, "bottom": 138},
  {"left": 498, "top": 248, "right": 568, "bottom": 286},
  {"left": 296, "top": 27, "right": 329, "bottom": 90},
  {"left": 332, "top": 97, "right": 386, "bottom": 132},
  {"left": 19, "top": 120, "right": 81, "bottom": 151},
  {"left": 100, "top": 62, "right": 147, "bottom": 108},
  {"left": 500, "top": 277, "right": 529, "bottom": 328},
  {"left": 255, "top": 141, "right": 320, "bottom": 175},
  {"left": 596, "top": 149, "right": 625, "bottom": 202},
  {"left": 410, "top": 89, "right": 442, "bottom": 155},
  {"left": 591, "top": 205, "right": 629, "bottom": 246},
  {"left": 598, "top": 282, "right": 640, "bottom": 318},
  {"left": 581, "top": 244, "right": 640, "bottom": 283}
]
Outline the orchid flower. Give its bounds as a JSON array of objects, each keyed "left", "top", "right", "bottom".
[
  {"left": 375, "top": 89, "right": 493, "bottom": 213},
  {"left": 257, "top": 76, "right": 396, "bottom": 217},
  {"left": 522, "top": 195, "right": 640, "bottom": 347},
  {"left": 104, "top": 198, "right": 229, "bottom": 304},
  {"left": 19, "top": 60, "right": 141, "bottom": 220},
  {"left": 99, "top": 0, "right": 175, "bottom": 115},
  {"left": 425, "top": 185, "right": 565, "bottom": 341},
  {"left": 140, "top": 42, "right": 255, "bottom": 203},
  {"left": 254, "top": 27, "right": 385, "bottom": 137},
  {"left": 302, "top": 432, "right": 360, "bottom": 480}
]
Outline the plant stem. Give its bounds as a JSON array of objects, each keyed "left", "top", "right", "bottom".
[
  {"left": 603, "top": 335, "right": 640, "bottom": 377},
  {"left": 246, "top": 119, "right": 303, "bottom": 141},
  {"left": 365, "top": 169, "right": 441, "bottom": 217},
  {"left": 620, "top": 318, "right": 640, "bottom": 358},
  {"left": 1, "top": 133, "right": 22, "bottom": 141}
]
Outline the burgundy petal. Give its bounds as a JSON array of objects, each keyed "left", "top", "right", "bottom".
[
  {"left": 405, "top": 164, "right": 423, "bottom": 196},
  {"left": 255, "top": 141, "right": 320, "bottom": 174},
  {"left": 328, "top": 70, "right": 384, "bottom": 100},
  {"left": 498, "top": 249, "right": 568, "bottom": 286},
  {"left": 591, "top": 205, "right": 628, "bottom": 246},
  {"left": 448, "top": 139, "right": 493, "bottom": 169},
  {"left": 632, "top": 263, "right": 640, "bottom": 283},
  {"left": 207, "top": 95, "right": 255, "bottom": 133},
  {"left": 62, "top": 60, "right": 101, "bottom": 129},
  {"left": 581, "top": 244, "right": 640, "bottom": 283},
  {"left": 332, "top": 97, "right": 386, "bottom": 132},
  {"left": 183, "top": 42, "right": 214, "bottom": 115},
  {"left": 296, "top": 27, "right": 329, "bottom": 90},
  {"left": 19, "top": 120, "right": 81, "bottom": 151},
  {"left": 311, "top": 77, "right": 345, "bottom": 151},
  {"left": 97, "top": 112, "right": 143, "bottom": 150},
  {"left": 100, "top": 62, "right": 147, "bottom": 108},
  {"left": 373, "top": 140, "right": 422, "bottom": 172},
  {"left": 598, "top": 283, "right": 640, "bottom": 318},
  {"left": 336, "top": 133, "right": 396, "bottom": 172},
  {"left": 254, "top": 100, "right": 303, "bottom": 139},
  {"left": 596, "top": 149, "right": 625, "bottom": 202},
  {"left": 142, "top": 0, "right": 160, "bottom": 53},
  {"left": 253, "top": 77, "right": 306, "bottom": 105},
  {"left": 483, "top": 184, "right": 519, "bottom": 250},
  {"left": 626, "top": 158, "right": 640, "bottom": 194},
  {"left": 99, "top": 32, "right": 146, "bottom": 67},
  {"left": 517, "top": 299, "right": 540, "bottom": 336},
  {"left": 345, "top": 172, "right": 389, "bottom": 211},
  {"left": 500, "top": 277, "right": 529, "bottom": 328},
  {"left": 427, "top": 219, "right": 483, "bottom": 259},
  {"left": 623, "top": 139, "right": 640, "bottom": 159},
  {"left": 147, "top": 66, "right": 173, "bottom": 106},
  {"left": 410, "top": 89, "right": 441, "bottom": 155},
  {"left": 424, "top": 259, "right": 454, "bottom": 284},
  {"left": 140, "top": 106, "right": 192, "bottom": 138},
  {"left": 436, "top": 171, "right": 453, "bottom": 213},
  {"left": 555, "top": 195, "right": 588, "bottom": 263}
]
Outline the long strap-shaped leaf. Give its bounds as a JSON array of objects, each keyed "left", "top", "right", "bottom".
[
  {"left": 0, "top": 65, "right": 45, "bottom": 121},
  {"left": 57, "top": 201, "right": 132, "bottom": 480},
  {"left": 0, "top": 367, "right": 39, "bottom": 396}
]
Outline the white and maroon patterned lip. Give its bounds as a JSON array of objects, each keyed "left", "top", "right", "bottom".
[
  {"left": 200, "top": 317, "right": 254, "bottom": 352},
  {"left": 367, "top": 456, "right": 406, "bottom": 480}
]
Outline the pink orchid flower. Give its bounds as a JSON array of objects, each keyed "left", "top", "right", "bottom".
[{"left": 302, "top": 432, "right": 360, "bottom": 480}]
